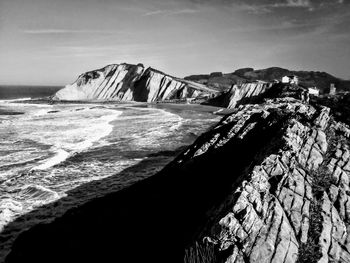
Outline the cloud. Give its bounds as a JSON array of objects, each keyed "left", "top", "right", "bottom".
[
  {"left": 231, "top": 0, "right": 346, "bottom": 14},
  {"left": 229, "top": 20, "right": 317, "bottom": 33},
  {"left": 232, "top": 1, "right": 312, "bottom": 14},
  {"left": 235, "top": 3, "right": 272, "bottom": 14},
  {"left": 285, "top": 0, "right": 311, "bottom": 8},
  {"left": 143, "top": 8, "right": 198, "bottom": 16},
  {"left": 272, "top": 0, "right": 314, "bottom": 11}
]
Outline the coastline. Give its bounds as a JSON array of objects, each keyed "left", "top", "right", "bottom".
[{"left": 0, "top": 99, "right": 222, "bottom": 262}]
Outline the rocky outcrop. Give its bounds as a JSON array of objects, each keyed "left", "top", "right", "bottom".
[
  {"left": 5, "top": 98, "right": 350, "bottom": 263},
  {"left": 181, "top": 98, "right": 350, "bottom": 263},
  {"left": 207, "top": 82, "right": 307, "bottom": 109},
  {"left": 53, "top": 63, "right": 216, "bottom": 102},
  {"left": 226, "top": 82, "right": 273, "bottom": 108},
  {"left": 206, "top": 81, "right": 273, "bottom": 108}
]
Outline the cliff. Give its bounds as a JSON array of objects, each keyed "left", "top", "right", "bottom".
[
  {"left": 206, "top": 81, "right": 274, "bottom": 108},
  {"left": 53, "top": 63, "right": 216, "bottom": 102},
  {"left": 206, "top": 81, "right": 307, "bottom": 109},
  {"left": 5, "top": 98, "right": 350, "bottom": 263}
]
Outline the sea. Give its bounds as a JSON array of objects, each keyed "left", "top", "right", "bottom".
[{"left": 0, "top": 86, "right": 220, "bottom": 260}]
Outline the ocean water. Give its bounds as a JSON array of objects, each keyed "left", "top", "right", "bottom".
[
  {"left": 0, "top": 97, "right": 220, "bottom": 260},
  {"left": 0, "top": 85, "right": 62, "bottom": 100}
]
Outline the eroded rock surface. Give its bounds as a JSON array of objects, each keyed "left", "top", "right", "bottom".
[
  {"left": 53, "top": 63, "right": 216, "bottom": 102},
  {"left": 178, "top": 98, "right": 350, "bottom": 263},
  {"left": 206, "top": 81, "right": 306, "bottom": 109},
  {"left": 227, "top": 82, "right": 273, "bottom": 108}
]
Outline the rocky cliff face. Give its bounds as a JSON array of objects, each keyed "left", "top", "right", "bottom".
[
  {"left": 53, "top": 63, "right": 215, "bottom": 102},
  {"left": 208, "top": 82, "right": 307, "bottom": 109},
  {"left": 5, "top": 98, "right": 350, "bottom": 263},
  {"left": 206, "top": 81, "right": 273, "bottom": 108},
  {"left": 181, "top": 98, "right": 350, "bottom": 263},
  {"left": 226, "top": 82, "right": 273, "bottom": 108}
]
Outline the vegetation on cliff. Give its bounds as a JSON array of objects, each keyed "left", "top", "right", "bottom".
[{"left": 185, "top": 67, "right": 350, "bottom": 93}]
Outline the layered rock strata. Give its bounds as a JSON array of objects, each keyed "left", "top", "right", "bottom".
[
  {"left": 5, "top": 98, "right": 350, "bottom": 263},
  {"left": 181, "top": 98, "right": 350, "bottom": 263},
  {"left": 209, "top": 81, "right": 309, "bottom": 110},
  {"left": 53, "top": 63, "right": 216, "bottom": 102},
  {"left": 206, "top": 81, "right": 273, "bottom": 108},
  {"left": 226, "top": 82, "right": 273, "bottom": 108}
]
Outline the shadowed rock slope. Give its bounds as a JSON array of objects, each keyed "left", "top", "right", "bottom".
[
  {"left": 53, "top": 63, "right": 217, "bottom": 102},
  {"left": 6, "top": 98, "right": 350, "bottom": 263}
]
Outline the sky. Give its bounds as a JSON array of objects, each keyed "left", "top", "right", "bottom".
[{"left": 0, "top": 0, "right": 349, "bottom": 85}]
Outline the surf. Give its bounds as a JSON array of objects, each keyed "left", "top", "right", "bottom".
[{"left": 31, "top": 108, "right": 123, "bottom": 171}]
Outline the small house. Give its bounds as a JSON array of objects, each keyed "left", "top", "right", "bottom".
[
  {"left": 308, "top": 87, "right": 319, "bottom": 97},
  {"left": 282, "top": 75, "right": 299, "bottom": 85}
]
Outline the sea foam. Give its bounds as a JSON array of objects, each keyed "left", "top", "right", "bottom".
[
  {"left": 31, "top": 109, "right": 122, "bottom": 170},
  {"left": 32, "top": 149, "right": 70, "bottom": 170}
]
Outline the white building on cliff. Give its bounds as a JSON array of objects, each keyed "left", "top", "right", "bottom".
[
  {"left": 308, "top": 87, "right": 319, "bottom": 96},
  {"left": 282, "top": 75, "right": 299, "bottom": 85}
]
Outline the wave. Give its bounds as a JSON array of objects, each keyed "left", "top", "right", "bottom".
[
  {"left": 0, "top": 185, "right": 59, "bottom": 231},
  {"left": 32, "top": 109, "right": 51, "bottom": 116},
  {"left": 0, "top": 199, "right": 23, "bottom": 232},
  {"left": 32, "top": 149, "right": 70, "bottom": 170},
  {"left": 18, "top": 184, "right": 60, "bottom": 201},
  {"left": 31, "top": 109, "right": 123, "bottom": 170},
  {"left": 124, "top": 108, "right": 185, "bottom": 147}
]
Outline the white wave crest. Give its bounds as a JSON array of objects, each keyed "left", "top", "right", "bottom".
[
  {"left": 0, "top": 199, "right": 23, "bottom": 232},
  {"left": 18, "top": 184, "right": 60, "bottom": 201},
  {"left": 32, "top": 149, "right": 70, "bottom": 170},
  {"left": 31, "top": 109, "right": 123, "bottom": 170}
]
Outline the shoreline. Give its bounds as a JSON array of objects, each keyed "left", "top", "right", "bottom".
[{"left": 14, "top": 97, "right": 225, "bottom": 115}]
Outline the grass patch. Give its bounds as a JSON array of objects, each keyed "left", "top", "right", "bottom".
[
  {"left": 297, "top": 123, "right": 337, "bottom": 263},
  {"left": 297, "top": 200, "right": 323, "bottom": 263},
  {"left": 297, "top": 166, "right": 332, "bottom": 263},
  {"left": 184, "top": 241, "right": 221, "bottom": 263}
]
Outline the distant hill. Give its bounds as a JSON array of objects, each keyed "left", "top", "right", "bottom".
[{"left": 185, "top": 67, "right": 350, "bottom": 94}]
